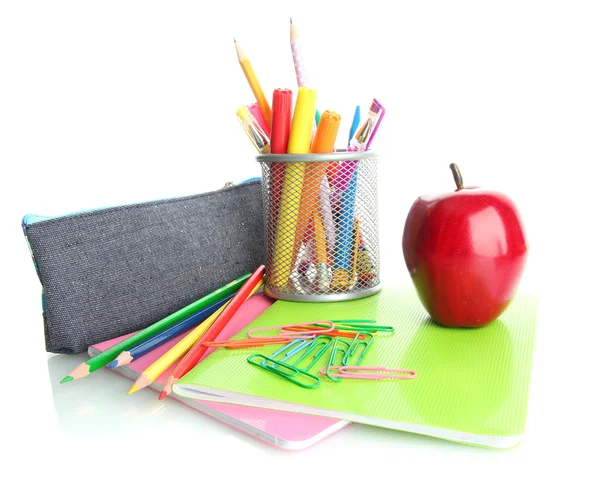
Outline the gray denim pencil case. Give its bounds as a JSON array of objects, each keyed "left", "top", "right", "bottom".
[{"left": 22, "top": 180, "right": 265, "bottom": 354}]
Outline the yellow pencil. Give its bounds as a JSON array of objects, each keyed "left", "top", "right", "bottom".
[
  {"left": 128, "top": 279, "right": 264, "bottom": 394},
  {"left": 271, "top": 87, "right": 317, "bottom": 288},
  {"left": 234, "top": 39, "right": 272, "bottom": 129}
]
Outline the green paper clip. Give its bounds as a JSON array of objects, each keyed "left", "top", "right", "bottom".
[
  {"left": 343, "top": 331, "right": 374, "bottom": 366},
  {"left": 337, "top": 324, "right": 395, "bottom": 333},
  {"left": 325, "top": 338, "right": 351, "bottom": 382},
  {"left": 293, "top": 336, "right": 333, "bottom": 372},
  {"left": 247, "top": 354, "right": 321, "bottom": 389}
]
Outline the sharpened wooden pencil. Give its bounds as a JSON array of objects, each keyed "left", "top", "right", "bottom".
[
  {"left": 158, "top": 270, "right": 265, "bottom": 400},
  {"left": 60, "top": 273, "right": 251, "bottom": 383}
]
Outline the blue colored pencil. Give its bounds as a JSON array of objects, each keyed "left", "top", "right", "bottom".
[
  {"left": 348, "top": 105, "right": 361, "bottom": 147},
  {"left": 107, "top": 293, "right": 235, "bottom": 368}
]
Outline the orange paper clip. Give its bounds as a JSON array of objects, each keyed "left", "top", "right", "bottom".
[
  {"left": 248, "top": 321, "right": 335, "bottom": 339},
  {"left": 282, "top": 326, "right": 371, "bottom": 340},
  {"left": 203, "top": 337, "right": 292, "bottom": 349}
]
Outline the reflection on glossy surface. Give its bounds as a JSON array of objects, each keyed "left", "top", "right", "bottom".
[
  {"left": 46, "top": 353, "right": 269, "bottom": 449},
  {"left": 398, "top": 319, "right": 516, "bottom": 433}
]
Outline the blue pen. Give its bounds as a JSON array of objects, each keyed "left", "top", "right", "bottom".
[
  {"left": 107, "top": 293, "right": 236, "bottom": 368},
  {"left": 348, "top": 106, "right": 361, "bottom": 148}
]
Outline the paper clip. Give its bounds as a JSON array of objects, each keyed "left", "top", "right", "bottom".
[
  {"left": 325, "top": 338, "right": 351, "bottom": 382},
  {"left": 247, "top": 321, "right": 334, "bottom": 339},
  {"left": 247, "top": 354, "right": 321, "bottom": 389},
  {"left": 265, "top": 338, "right": 311, "bottom": 367},
  {"left": 292, "top": 336, "right": 333, "bottom": 372},
  {"left": 319, "top": 366, "right": 417, "bottom": 380},
  {"left": 343, "top": 331, "right": 374, "bottom": 366},
  {"left": 336, "top": 324, "right": 394, "bottom": 333},
  {"left": 282, "top": 325, "right": 372, "bottom": 340},
  {"left": 203, "top": 337, "right": 292, "bottom": 349}
]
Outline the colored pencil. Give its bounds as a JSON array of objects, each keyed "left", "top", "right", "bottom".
[
  {"left": 159, "top": 266, "right": 266, "bottom": 399},
  {"left": 60, "top": 273, "right": 251, "bottom": 383},
  {"left": 348, "top": 106, "right": 361, "bottom": 147},
  {"left": 290, "top": 18, "right": 320, "bottom": 126},
  {"left": 108, "top": 293, "right": 235, "bottom": 368},
  {"left": 235, "top": 39, "right": 272, "bottom": 129},
  {"left": 128, "top": 299, "right": 233, "bottom": 394}
]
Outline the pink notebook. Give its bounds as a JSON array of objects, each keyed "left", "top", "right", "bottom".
[{"left": 88, "top": 294, "right": 349, "bottom": 450}]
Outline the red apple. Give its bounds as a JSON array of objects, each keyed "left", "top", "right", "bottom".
[{"left": 402, "top": 164, "right": 527, "bottom": 327}]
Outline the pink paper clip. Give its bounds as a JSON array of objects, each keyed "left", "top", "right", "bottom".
[
  {"left": 319, "top": 366, "right": 417, "bottom": 380},
  {"left": 248, "top": 321, "right": 335, "bottom": 339}
]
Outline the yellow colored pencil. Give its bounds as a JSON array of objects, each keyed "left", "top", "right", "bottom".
[
  {"left": 128, "top": 302, "right": 229, "bottom": 394},
  {"left": 271, "top": 87, "right": 317, "bottom": 288},
  {"left": 235, "top": 39, "right": 272, "bottom": 129}
]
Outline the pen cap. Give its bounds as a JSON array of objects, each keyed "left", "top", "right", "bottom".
[
  {"left": 311, "top": 110, "right": 342, "bottom": 154},
  {"left": 248, "top": 103, "right": 270, "bottom": 141},
  {"left": 287, "top": 87, "right": 317, "bottom": 154},
  {"left": 365, "top": 99, "right": 385, "bottom": 150},
  {"left": 271, "top": 89, "right": 293, "bottom": 154},
  {"left": 237, "top": 105, "right": 270, "bottom": 153}
]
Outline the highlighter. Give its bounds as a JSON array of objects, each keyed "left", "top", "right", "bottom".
[{"left": 271, "top": 87, "right": 317, "bottom": 288}]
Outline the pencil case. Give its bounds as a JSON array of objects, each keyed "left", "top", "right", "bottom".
[{"left": 22, "top": 180, "right": 265, "bottom": 354}]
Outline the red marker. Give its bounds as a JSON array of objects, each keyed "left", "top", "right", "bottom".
[{"left": 269, "top": 89, "right": 293, "bottom": 218}]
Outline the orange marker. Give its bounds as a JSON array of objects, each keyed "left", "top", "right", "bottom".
[{"left": 291, "top": 111, "right": 341, "bottom": 270}]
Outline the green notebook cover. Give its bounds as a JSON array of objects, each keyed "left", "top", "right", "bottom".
[{"left": 174, "top": 287, "right": 539, "bottom": 448}]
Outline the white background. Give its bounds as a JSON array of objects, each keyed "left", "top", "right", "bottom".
[{"left": 1, "top": 1, "right": 599, "bottom": 476}]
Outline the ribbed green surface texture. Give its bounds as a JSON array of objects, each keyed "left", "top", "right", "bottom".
[{"left": 177, "top": 287, "right": 538, "bottom": 439}]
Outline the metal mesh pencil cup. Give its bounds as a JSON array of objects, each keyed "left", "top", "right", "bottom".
[{"left": 257, "top": 151, "right": 381, "bottom": 302}]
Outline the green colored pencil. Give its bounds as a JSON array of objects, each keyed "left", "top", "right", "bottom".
[{"left": 60, "top": 272, "right": 251, "bottom": 383}]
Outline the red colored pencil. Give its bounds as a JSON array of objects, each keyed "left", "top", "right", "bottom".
[{"left": 159, "top": 265, "right": 266, "bottom": 399}]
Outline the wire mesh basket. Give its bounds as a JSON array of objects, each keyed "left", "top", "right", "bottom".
[{"left": 257, "top": 151, "right": 381, "bottom": 302}]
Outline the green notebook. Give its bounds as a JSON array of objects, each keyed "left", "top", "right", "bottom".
[{"left": 174, "top": 287, "right": 539, "bottom": 448}]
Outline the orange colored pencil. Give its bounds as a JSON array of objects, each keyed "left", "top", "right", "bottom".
[{"left": 159, "top": 265, "right": 266, "bottom": 399}]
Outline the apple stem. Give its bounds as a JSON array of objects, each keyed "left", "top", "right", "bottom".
[{"left": 450, "top": 163, "right": 464, "bottom": 190}]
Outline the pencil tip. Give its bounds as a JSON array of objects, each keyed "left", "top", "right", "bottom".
[
  {"left": 107, "top": 360, "right": 118, "bottom": 369},
  {"left": 128, "top": 385, "right": 138, "bottom": 395},
  {"left": 60, "top": 376, "right": 73, "bottom": 384},
  {"left": 233, "top": 37, "right": 236, "bottom": 43},
  {"left": 158, "top": 391, "right": 167, "bottom": 400},
  {"left": 290, "top": 17, "right": 293, "bottom": 24}
]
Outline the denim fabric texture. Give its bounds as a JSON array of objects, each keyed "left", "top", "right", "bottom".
[{"left": 25, "top": 180, "right": 265, "bottom": 354}]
